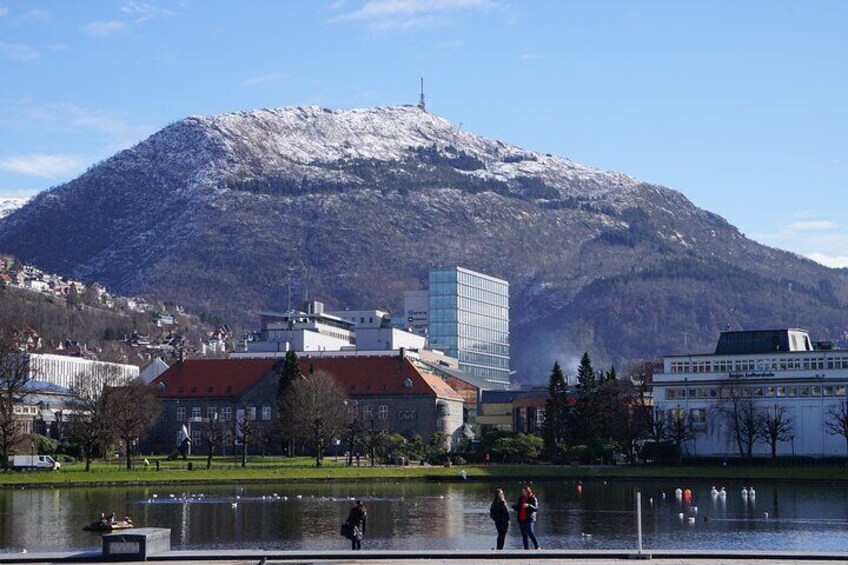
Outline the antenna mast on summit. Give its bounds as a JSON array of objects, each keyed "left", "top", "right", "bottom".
[{"left": 417, "top": 76, "right": 426, "bottom": 112}]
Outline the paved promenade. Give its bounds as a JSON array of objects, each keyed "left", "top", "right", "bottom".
[{"left": 3, "top": 550, "right": 848, "bottom": 565}]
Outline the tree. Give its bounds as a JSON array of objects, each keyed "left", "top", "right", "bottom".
[
  {"left": 824, "top": 401, "right": 848, "bottom": 455},
  {"left": 360, "top": 418, "right": 387, "bottom": 467},
  {"left": 282, "top": 370, "right": 348, "bottom": 467},
  {"left": 68, "top": 364, "right": 121, "bottom": 471},
  {"left": 274, "top": 351, "right": 301, "bottom": 457},
  {"left": 541, "top": 362, "right": 569, "bottom": 461},
  {"left": 664, "top": 405, "right": 695, "bottom": 463},
  {"left": 236, "top": 412, "right": 264, "bottom": 468},
  {"left": 200, "top": 415, "right": 232, "bottom": 470},
  {"left": 0, "top": 339, "right": 30, "bottom": 471},
  {"left": 572, "top": 352, "right": 600, "bottom": 448},
  {"left": 758, "top": 404, "right": 794, "bottom": 460},
  {"left": 107, "top": 380, "right": 160, "bottom": 470},
  {"left": 343, "top": 413, "right": 364, "bottom": 466},
  {"left": 713, "top": 377, "right": 763, "bottom": 460}
]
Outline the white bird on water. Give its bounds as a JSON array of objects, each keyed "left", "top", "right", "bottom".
[
  {"left": 749, "top": 487, "right": 756, "bottom": 497},
  {"left": 719, "top": 487, "right": 727, "bottom": 498},
  {"left": 460, "top": 470, "right": 467, "bottom": 480},
  {"left": 742, "top": 487, "right": 749, "bottom": 497},
  {"left": 710, "top": 486, "right": 719, "bottom": 497}
]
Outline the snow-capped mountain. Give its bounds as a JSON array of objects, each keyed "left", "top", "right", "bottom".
[
  {"left": 0, "top": 197, "right": 29, "bottom": 219},
  {"left": 0, "top": 106, "right": 845, "bottom": 379}
]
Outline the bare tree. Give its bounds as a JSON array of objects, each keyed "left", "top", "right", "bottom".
[
  {"left": 236, "top": 413, "right": 263, "bottom": 468},
  {"left": 712, "top": 377, "right": 765, "bottom": 460},
  {"left": 282, "top": 370, "right": 348, "bottom": 467},
  {"left": 343, "top": 413, "right": 364, "bottom": 467},
  {"left": 200, "top": 415, "right": 232, "bottom": 470},
  {"left": 824, "top": 401, "right": 848, "bottom": 455},
  {"left": 0, "top": 340, "right": 31, "bottom": 471},
  {"left": 758, "top": 404, "right": 794, "bottom": 460},
  {"left": 360, "top": 417, "right": 387, "bottom": 467},
  {"left": 664, "top": 405, "right": 696, "bottom": 463},
  {"left": 68, "top": 364, "right": 122, "bottom": 471},
  {"left": 107, "top": 380, "right": 160, "bottom": 470}
]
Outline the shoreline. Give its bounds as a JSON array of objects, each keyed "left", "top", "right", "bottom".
[{"left": 3, "top": 463, "right": 848, "bottom": 489}]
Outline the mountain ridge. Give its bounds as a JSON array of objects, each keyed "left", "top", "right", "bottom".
[{"left": 1, "top": 105, "right": 845, "bottom": 380}]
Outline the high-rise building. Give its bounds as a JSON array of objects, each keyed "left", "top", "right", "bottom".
[{"left": 427, "top": 267, "right": 510, "bottom": 387}]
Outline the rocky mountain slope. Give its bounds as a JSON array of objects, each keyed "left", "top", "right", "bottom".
[{"left": 1, "top": 106, "right": 846, "bottom": 380}]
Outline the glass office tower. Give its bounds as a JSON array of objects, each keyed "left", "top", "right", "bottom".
[{"left": 428, "top": 267, "right": 510, "bottom": 386}]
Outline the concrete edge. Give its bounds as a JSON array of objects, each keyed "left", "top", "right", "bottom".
[{"left": 4, "top": 550, "right": 848, "bottom": 563}]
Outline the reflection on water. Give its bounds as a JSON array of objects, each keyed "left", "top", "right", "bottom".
[{"left": 2, "top": 479, "right": 848, "bottom": 552}]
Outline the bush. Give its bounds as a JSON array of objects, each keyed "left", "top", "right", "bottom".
[
  {"left": 30, "top": 433, "right": 58, "bottom": 455},
  {"left": 639, "top": 441, "right": 679, "bottom": 465},
  {"left": 452, "top": 456, "right": 467, "bottom": 466},
  {"left": 568, "top": 445, "right": 590, "bottom": 465}
]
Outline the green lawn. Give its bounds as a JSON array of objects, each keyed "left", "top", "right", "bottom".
[{"left": 3, "top": 457, "right": 848, "bottom": 488}]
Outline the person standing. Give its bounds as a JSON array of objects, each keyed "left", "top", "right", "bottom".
[
  {"left": 346, "top": 500, "right": 367, "bottom": 550},
  {"left": 512, "top": 485, "right": 540, "bottom": 550},
  {"left": 489, "top": 488, "right": 510, "bottom": 550}
]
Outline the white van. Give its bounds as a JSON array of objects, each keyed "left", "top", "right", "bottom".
[{"left": 8, "top": 455, "right": 59, "bottom": 470}]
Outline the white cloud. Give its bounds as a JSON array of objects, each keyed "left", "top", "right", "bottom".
[
  {"left": 0, "top": 42, "right": 40, "bottom": 61},
  {"left": 335, "top": 0, "right": 496, "bottom": 30},
  {"left": 0, "top": 100, "right": 155, "bottom": 153},
  {"left": 0, "top": 154, "right": 85, "bottom": 179},
  {"left": 0, "top": 5, "right": 7, "bottom": 17},
  {"left": 15, "top": 8, "right": 50, "bottom": 23},
  {"left": 807, "top": 253, "right": 848, "bottom": 269},
  {"left": 80, "top": 20, "right": 128, "bottom": 38},
  {"left": 786, "top": 220, "right": 839, "bottom": 232},
  {"left": 121, "top": 1, "right": 175, "bottom": 23},
  {"left": 241, "top": 73, "right": 287, "bottom": 88}
]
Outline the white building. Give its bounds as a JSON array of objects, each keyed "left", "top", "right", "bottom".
[
  {"left": 653, "top": 329, "right": 848, "bottom": 458},
  {"left": 26, "top": 353, "right": 140, "bottom": 390},
  {"left": 244, "top": 302, "right": 355, "bottom": 353},
  {"left": 400, "top": 290, "right": 429, "bottom": 336}
]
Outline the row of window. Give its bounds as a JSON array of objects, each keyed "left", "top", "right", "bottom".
[
  {"left": 664, "top": 384, "right": 848, "bottom": 401},
  {"left": 457, "top": 309, "right": 509, "bottom": 332},
  {"left": 456, "top": 270, "right": 508, "bottom": 294},
  {"left": 457, "top": 323, "right": 509, "bottom": 345},
  {"left": 12, "top": 405, "right": 38, "bottom": 416},
  {"left": 458, "top": 297, "right": 508, "bottom": 320},
  {"left": 670, "top": 356, "right": 848, "bottom": 374},
  {"left": 458, "top": 350, "right": 510, "bottom": 369},
  {"left": 456, "top": 283, "right": 508, "bottom": 307},
  {"left": 173, "top": 406, "right": 272, "bottom": 422},
  {"left": 458, "top": 337, "right": 510, "bottom": 356}
]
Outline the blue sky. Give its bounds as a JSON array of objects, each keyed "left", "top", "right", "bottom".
[{"left": 1, "top": 0, "right": 846, "bottom": 267}]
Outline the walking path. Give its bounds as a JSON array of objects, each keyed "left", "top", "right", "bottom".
[{"left": 3, "top": 550, "right": 848, "bottom": 565}]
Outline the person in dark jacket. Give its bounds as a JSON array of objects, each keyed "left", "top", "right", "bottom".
[
  {"left": 512, "top": 485, "right": 540, "bottom": 550},
  {"left": 346, "top": 500, "right": 367, "bottom": 550},
  {"left": 489, "top": 488, "right": 510, "bottom": 550}
]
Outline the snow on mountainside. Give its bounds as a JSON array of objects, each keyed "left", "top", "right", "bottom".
[
  {"left": 0, "top": 105, "right": 846, "bottom": 380},
  {"left": 0, "top": 197, "right": 28, "bottom": 219}
]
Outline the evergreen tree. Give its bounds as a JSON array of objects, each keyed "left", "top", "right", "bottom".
[
  {"left": 274, "top": 350, "right": 301, "bottom": 457},
  {"left": 573, "top": 352, "right": 600, "bottom": 448},
  {"left": 541, "top": 362, "right": 569, "bottom": 460}
]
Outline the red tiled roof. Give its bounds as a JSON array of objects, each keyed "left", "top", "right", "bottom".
[
  {"left": 152, "top": 358, "right": 277, "bottom": 398},
  {"left": 298, "top": 356, "right": 463, "bottom": 401}
]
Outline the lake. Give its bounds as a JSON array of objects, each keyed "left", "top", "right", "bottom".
[{"left": 2, "top": 479, "right": 847, "bottom": 553}]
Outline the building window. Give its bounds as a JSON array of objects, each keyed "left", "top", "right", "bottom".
[
  {"left": 363, "top": 406, "right": 373, "bottom": 419},
  {"left": 207, "top": 407, "right": 216, "bottom": 419},
  {"left": 221, "top": 407, "right": 232, "bottom": 421},
  {"left": 398, "top": 409, "right": 417, "bottom": 420},
  {"left": 176, "top": 407, "right": 186, "bottom": 421},
  {"left": 378, "top": 405, "right": 388, "bottom": 420},
  {"left": 160, "top": 411, "right": 168, "bottom": 423},
  {"left": 262, "top": 406, "right": 272, "bottom": 421},
  {"left": 191, "top": 407, "right": 201, "bottom": 419},
  {"left": 191, "top": 429, "right": 201, "bottom": 443},
  {"left": 248, "top": 407, "right": 257, "bottom": 421},
  {"left": 689, "top": 408, "right": 706, "bottom": 426}
]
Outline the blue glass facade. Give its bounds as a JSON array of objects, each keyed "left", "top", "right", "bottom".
[{"left": 428, "top": 267, "right": 510, "bottom": 385}]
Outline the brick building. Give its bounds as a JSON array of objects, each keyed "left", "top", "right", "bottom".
[{"left": 146, "top": 353, "right": 465, "bottom": 455}]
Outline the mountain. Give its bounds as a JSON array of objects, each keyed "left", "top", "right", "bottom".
[
  {"left": 0, "top": 105, "right": 846, "bottom": 381},
  {"left": 0, "top": 197, "right": 29, "bottom": 219}
]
